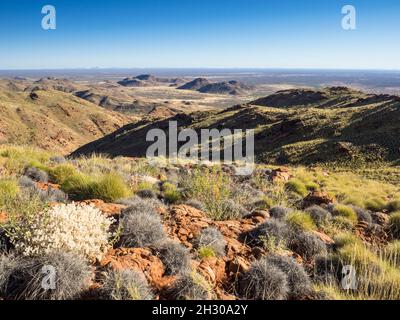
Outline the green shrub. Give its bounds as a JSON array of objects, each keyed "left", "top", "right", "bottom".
[
  {"left": 331, "top": 216, "right": 355, "bottom": 231},
  {"left": 285, "top": 179, "right": 308, "bottom": 197},
  {"left": 198, "top": 246, "right": 216, "bottom": 259},
  {"left": 334, "top": 239, "right": 400, "bottom": 300},
  {"left": 305, "top": 181, "right": 319, "bottom": 192},
  {"left": 0, "top": 146, "right": 51, "bottom": 174},
  {"left": 384, "top": 241, "right": 400, "bottom": 267},
  {"left": 251, "top": 196, "right": 274, "bottom": 210},
  {"left": 49, "top": 164, "right": 77, "bottom": 185},
  {"left": 162, "top": 182, "right": 182, "bottom": 204},
  {"left": 27, "top": 160, "right": 49, "bottom": 173},
  {"left": 0, "top": 179, "right": 20, "bottom": 206},
  {"left": 387, "top": 200, "right": 400, "bottom": 213},
  {"left": 286, "top": 211, "right": 317, "bottom": 231},
  {"left": 332, "top": 204, "right": 357, "bottom": 224},
  {"left": 180, "top": 168, "right": 231, "bottom": 220},
  {"left": 365, "top": 198, "right": 387, "bottom": 212},
  {"left": 133, "top": 181, "right": 156, "bottom": 193},
  {"left": 60, "top": 172, "right": 131, "bottom": 202},
  {"left": 333, "top": 233, "right": 360, "bottom": 248},
  {"left": 90, "top": 173, "right": 131, "bottom": 202},
  {"left": 60, "top": 172, "right": 92, "bottom": 199}
]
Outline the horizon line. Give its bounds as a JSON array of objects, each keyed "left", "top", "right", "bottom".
[{"left": 1, "top": 67, "right": 400, "bottom": 72}]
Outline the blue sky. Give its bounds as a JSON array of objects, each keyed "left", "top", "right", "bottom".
[{"left": 0, "top": 0, "right": 399, "bottom": 69}]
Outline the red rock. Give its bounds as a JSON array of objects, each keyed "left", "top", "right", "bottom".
[
  {"left": 311, "top": 230, "right": 335, "bottom": 245},
  {"left": 303, "top": 191, "right": 336, "bottom": 207},
  {"left": 251, "top": 210, "right": 270, "bottom": 219},
  {"left": 270, "top": 168, "right": 292, "bottom": 182},
  {"left": 100, "top": 248, "right": 165, "bottom": 289},
  {"left": 227, "top": 256, "right": 250, "bottom": 274},
  {"left": 81, "top": 199, "right": 127, "bottom": 217},
  {"left": 197, "top": 257, "right": 226, "bottom": 286},
  {"left": 0, "top": 212, "right": 8, "bottom": 224},
  {"left": 35, "top": 181, "right": 60, "bottom": 191}
]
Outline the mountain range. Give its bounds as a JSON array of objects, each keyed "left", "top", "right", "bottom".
[{"left": 71, "top": 86, "right": 400, "bottom": 165}]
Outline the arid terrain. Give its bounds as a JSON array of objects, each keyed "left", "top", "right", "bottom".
[{"left": 1, "top": 73, "right": 400, "bottom": 301}]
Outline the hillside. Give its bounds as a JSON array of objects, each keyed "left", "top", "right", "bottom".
[
  {"left": 0, "top": 81, "right": 133, "bottom": 154},
  {"left": 71, "top": 87, "right": 400, "bottom": 166},
  {"left": 198, "top": 80, "right": 252, "bottom": 95},
  {"left": 1, "top": 145, "right": 400, "bottom": 300},
  {"left": 251, "top": 87, "right": 399, "bottom": 109},
  {"left": 177, "top": 78, "right": 211, "bottom": 90},
  {"left": 118, "top": 74, "right": 184, "bottom": 87},
  {"left": 178, "top": 78, "right": 251, "bottom": 95}
]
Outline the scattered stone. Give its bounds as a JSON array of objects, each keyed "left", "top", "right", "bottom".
[
  {"left": 303, "top": 191, "right": 336, "bottom": 207},
  {"left": 100, "top": 248, "right": 165, "bottom": 290},
  {"left": 81, "top": 199, "right": 127, "bottom": 217},
  {"left": 0, "top": 212, "right": 8, "bottom": 224},
  {"left": 311, "top": 230, "right": 335, "bottom": 245},
  {"left": 266, "top": 167, "right": 292, "bottom": 182}
]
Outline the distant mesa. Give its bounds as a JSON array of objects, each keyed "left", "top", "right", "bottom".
[
  {"left": 198, "top": 80, "right": 251, "bottom": 95},
  {"left": 135, "top": 74, "right": 157, "bottom": 81},
  {"left": 24, "top": 77, "right": 80, "bottom": 93},
  {"left": 117, "top": 74, "right": 183, "bottom": 87},
  {"left": 117, "top": 77, "right": 149, "bottom": 87},
  {"left": 75, "top": 90, "right": 119, "bottom": 109},
  {"left": 177, "top": 78, "right": 211, "bottom": 90},
  {"left": 178, "top": 78, "right": 251, "bottom": 95}
]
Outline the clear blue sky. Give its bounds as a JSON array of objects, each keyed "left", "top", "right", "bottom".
[{"left": 0, "top": 0, "right": 399, "bottom": 69}]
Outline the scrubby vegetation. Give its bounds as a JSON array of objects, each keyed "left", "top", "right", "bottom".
[
  {"left": 167, "top": 271, "right": 213, "bottom": 300},
  {"left": 239, "top": 257, "right": 289, "bottom": 300},
  {"left": 101, "top": 269, "right": 154, "bottom": 300},
  {"left": 8, "top": 203, "right": 114, "bottom": 260},
  {"left": 267, "top": 255, "right": 312, "bottom": 299},
  {"left": 119, "top": 200, "right": 167, "bottom": 248},
  {"left": 1, "top": 144, "right": 400, "bottom": 300},
  {"left": 193, "top": 227, "right": 227, "bottom": 257},
  {"left": 155, "top": 240, "right": 190, "bottom": 275},
  {"left": 0, "top": 252, "right": 92, "bottom": 300},
  {"left": 305, "top": 206, "right": 332, "bottom": 226}
]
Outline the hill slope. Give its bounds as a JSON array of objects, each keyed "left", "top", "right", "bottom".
[
  {"left": 0, "top": 82, "right": 133, "bottom": 154},
  {"left": 178, "top": 78, "right": 251, "bottom": 95},
  {"left": 71, "top": 87, "right": 400, "bottom": 165}
]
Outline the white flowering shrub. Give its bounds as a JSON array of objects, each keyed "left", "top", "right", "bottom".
[{"left": 10, "top": 203, "right": 114, "bottom": 260}]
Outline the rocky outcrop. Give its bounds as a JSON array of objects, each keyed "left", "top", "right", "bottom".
[{"left": 303, "top": 191, "right": 336, "bottom": 208}]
